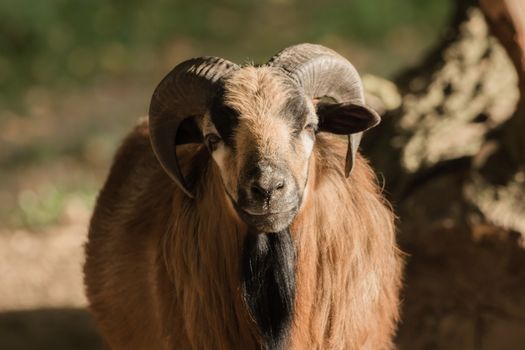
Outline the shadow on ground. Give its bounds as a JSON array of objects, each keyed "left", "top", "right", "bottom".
[{"left": 0, "top": 308, "right": 103, "bottom": 350}]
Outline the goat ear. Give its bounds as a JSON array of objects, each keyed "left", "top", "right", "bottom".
[
  {"left": 317, "top": 102, "right": 380, "bottom": 135},
  {"left": 176, "top": 118, "right": 203, "bottom": 145},
  {"left": 317, "top": 102, "right": 380, "bottom": 177}
]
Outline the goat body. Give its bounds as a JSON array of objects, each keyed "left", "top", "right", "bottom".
[{"left": 84, "top": 120, "right": 402, "bottom": 349}]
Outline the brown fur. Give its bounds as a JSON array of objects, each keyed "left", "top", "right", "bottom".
[
  {"left": 85, "top": 117, "right": 402, "bottom": 349},
  {"left": 208, "top": 67, "right": 315, "bottom": 204}
]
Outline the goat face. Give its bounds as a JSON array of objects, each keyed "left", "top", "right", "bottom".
[
  {"left": 202, "top": 68, "right": 316, "bottom": 232},
  {"left": 148, "top": 44, "right": 381, "bottom": 232}
]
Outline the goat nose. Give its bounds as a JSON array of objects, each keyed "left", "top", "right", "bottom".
[{"left": 250, "top": 177, "right": 286, "bottom": 200}]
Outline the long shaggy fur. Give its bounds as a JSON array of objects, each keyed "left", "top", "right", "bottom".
[
  {"left": 242, "top": 228, "right": 296, "bottom": 350},
  {"left": 84, "top": 120, "right": 402, "bottom": 349}
]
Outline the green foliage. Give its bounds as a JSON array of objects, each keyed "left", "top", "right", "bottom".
[
  {"left": 11, "top": 185, "right": 96, "bottom": 229},
  {"left": 0, "top": 0, "right": 451, "bottom": 107}
]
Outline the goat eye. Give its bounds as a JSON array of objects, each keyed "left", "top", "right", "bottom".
[
  {"left": 304, "top": 123, "right": 318, "bottom": 133},
  {"left": 205, "top": 133, "right": 222, "bottom": 151}
]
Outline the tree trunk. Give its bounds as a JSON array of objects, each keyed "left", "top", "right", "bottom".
[{"left": 362, "top": 0, "right": 525, "bottom": 348}]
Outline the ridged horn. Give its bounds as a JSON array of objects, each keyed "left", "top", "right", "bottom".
[
  {"left": 267, "top": 43, "right": 380, "bottom": 176},
  {"left": 149, "top": 57, "right": 239, "bottom": 198}
]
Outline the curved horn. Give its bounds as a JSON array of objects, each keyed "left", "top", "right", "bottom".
[
  {"left": 267, "top": 43, "right": 380, "bottom": 176},
  {"left": 149, "top": 57, "right": 239, "bottom": 198}
]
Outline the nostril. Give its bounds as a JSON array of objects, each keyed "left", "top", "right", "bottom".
[
  {"left": 251, "top": 185, "right": 266, "bottom": 197},
  {"left": 249, "top": 177, "right": 286, "bottom": 199}
]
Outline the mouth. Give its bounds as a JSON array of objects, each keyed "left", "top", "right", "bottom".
[
  {"left": 234, "top": 203, "right": 298, "bottom": 233},
  {"left": 241, "top": 207, "right": 295, "bottom": 216},
  {"left": 224, "top": 190, "right": 300, "bottom": 232}
]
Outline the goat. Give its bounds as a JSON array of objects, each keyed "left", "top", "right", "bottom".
[{"left": 84, "top": 43, "right": 403, "bottom": 350}]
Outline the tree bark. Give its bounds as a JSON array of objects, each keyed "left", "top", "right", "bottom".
[
  {"left": 362, "top": 0, "right": 525, "bottom": 348},
  {"left": 480, "top": 0, "right": 525, "bottom": 161}
]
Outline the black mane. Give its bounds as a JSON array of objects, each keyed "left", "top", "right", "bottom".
[{"left": 241, "top": 228, "right": 296, "bottom": 350}]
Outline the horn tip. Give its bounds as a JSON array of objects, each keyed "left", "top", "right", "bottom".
[
  {"left": 179, "top": 183, "right": 195, "bottom": 199},
  {"left": 344, "top": 159, "right": 352, "bottom": 177},
  {"left": 181, "top": 188, "right": 195, "bottom": 199}
]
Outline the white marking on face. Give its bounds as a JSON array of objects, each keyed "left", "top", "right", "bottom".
[
  {"left": 301, "top": 132, "right": 315, "bottom": 157},
  {"left": 300, "top": 181, "right": 309, "bottom": 209},
  {"left": 212, "top": 144, "right": 228, "bottom": 174},
  {"left": 201, "top": 113, "right": 230, "bottom": 178}
]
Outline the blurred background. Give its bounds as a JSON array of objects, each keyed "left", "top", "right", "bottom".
[
  {"left": 0, "top": 0, "right": 450, "bottom": 233},
  {"left": 8, "top": 0, "right": 520, "bottom": 349}
]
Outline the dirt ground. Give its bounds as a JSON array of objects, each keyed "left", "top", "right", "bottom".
[{"left": 0, "top": 213, "right": 103, "bottom": 349}]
